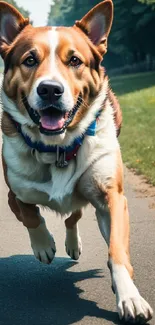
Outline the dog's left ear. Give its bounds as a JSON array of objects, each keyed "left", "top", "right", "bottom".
[{"left": 75, "top": 0, "right": 113, "bottom": 55}]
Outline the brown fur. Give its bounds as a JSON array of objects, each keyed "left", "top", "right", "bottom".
[
  {"left": 2, "top": 155, "right": 41, "bottom": 228},
  {"left": 65, "top": 210, "right": 82, "bottom": 229},
  {"left": 1, "top": 111, "right": 18, "bottom": 136},
  {"left": 107, "top": 189, "right": 133, "bottom": 278}
]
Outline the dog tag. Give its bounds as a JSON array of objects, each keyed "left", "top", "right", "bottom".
[{"left": 55, "top": 147, "right": 69, "bottom": 168}]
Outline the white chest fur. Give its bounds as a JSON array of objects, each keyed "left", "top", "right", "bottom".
[{"left": 3, "top": 105, "right": 119, "bottom": 215}]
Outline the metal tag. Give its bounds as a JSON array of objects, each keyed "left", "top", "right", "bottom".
[{"left": 55, "top": 146, "right": 69, "bottom": 168}]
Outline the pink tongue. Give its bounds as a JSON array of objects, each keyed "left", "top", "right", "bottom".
[{"left": 40, "top": 115, "right": 65, "bottom": 130}]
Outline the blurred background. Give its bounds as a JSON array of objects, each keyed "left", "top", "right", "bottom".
[
  {"left": 0, "top": 0, "right": 155, "bottom": 184},
  {"left": 47, "top": 0, "right": 155, "bottom": 75},
  {"left": 1, "top": 0, "right": 155, "bottom": 75}
]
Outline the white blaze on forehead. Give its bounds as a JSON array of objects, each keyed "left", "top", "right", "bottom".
[
  {"left": 46, "top": 27, "right": 74, "bottom": 111},
  {"left": 47, "top": 28, "right": 66, "bottom": 83},
  {"left": 28, "top": 27, "right": 74, "bottom": 116},
  {"left": 48, "top": 28, "right": 59, "bottom": 73}
]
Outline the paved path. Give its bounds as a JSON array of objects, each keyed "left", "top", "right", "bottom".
[{"left": 0, "top": 140, "right": 155, "bottom": 324}]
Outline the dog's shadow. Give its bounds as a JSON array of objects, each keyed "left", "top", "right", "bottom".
[{"left": 0, "top": 255, "right": 122, "bottom": 325}]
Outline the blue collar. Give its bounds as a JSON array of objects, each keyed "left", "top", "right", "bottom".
[
  {"left": 12, "top": 109, "right": 103, "bottom": 167},
  {"left": 15, "top": 117, "right": 98, "bottom": 152}
]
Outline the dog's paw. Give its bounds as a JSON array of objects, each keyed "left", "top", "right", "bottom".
[
  {"left": 28, "top": 222, "right": 56, "bottom": 264},
  {"left": 112, "top": 264, "right": 153, "bottom": 324},
  {"left": 65, "top": 226, "right": 82, "bottom": 260},
  {"left": 117, "top": 295, "right": 153, "bottom": 324}
]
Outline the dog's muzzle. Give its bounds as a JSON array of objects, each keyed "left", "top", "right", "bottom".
[{"left": 22, "top": 93, "right": 82, "bottom": 136}]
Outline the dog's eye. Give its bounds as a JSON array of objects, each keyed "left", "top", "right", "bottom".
[
  {"left": 23, "top": 55, "right": 37, "bottom": 67},
  {"left": 69, "top": 56, "right": 82, "bottom": 67}
]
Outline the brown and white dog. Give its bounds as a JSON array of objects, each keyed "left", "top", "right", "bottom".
[{"left": 0, "top": 1, "right": 153, "bottom": 323}]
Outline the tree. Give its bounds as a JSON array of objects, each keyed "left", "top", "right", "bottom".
[
  {"left": 108, "top": 0, "right": 155, "bottom": 68},
  {"left": 47, "top": 0, "right": 100, "bottom": 26}
]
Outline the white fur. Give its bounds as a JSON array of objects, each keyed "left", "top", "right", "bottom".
[
  {"left": 1, "top": 89, "right": 34, "bottom": 126},
  {"left": 96, "top": 208, "right": 110, "bottom": 244},
  {"left": 28, "top": 220, "right": 56, "bottom": 264},
  {"left": 48, "top": 27, "right": 59, "bottom": 73},
  {"left": 111, "top": 261, "right": 153, "bottom": 322},
  {"left": 65, "top": 224, "right": 82, "bottom": 260}
]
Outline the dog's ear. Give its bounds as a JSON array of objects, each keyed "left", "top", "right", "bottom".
[
  {"left": 75, "top": 0, "right": 113, "bottom": 55},
  {"left": 0, "top": 1, "right": 29, "bottom": 58}
]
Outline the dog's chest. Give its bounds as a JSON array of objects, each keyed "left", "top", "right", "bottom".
[
  {"left": 3, "top": 109, "right": 119, "bottom": 214},
  {"left": 3, "top": 135, "right": 91, "bottom": 213}
]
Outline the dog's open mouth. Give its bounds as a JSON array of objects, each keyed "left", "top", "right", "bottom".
[
  {"left": 22, "top": 94, "right": 82, "bottom": 136},
  {"left": 40, "top": 108, "right": 67, "bottom": 134}
]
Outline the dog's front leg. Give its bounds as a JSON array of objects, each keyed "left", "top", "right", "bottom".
[
  {"left": 3, "top": 156, "right": 56, "bottom": 264},
  {"left": 78, "top": 158, "right": 153, "bottom": 323},
  {"left": 97, "top": 192, "right": 153, "bottom": 323},
  {"left": 97, "top": 190, "right": 153, "bottom": 323},
  {"left": 8, "top": 190, "right": 56, "bottom": 264}
]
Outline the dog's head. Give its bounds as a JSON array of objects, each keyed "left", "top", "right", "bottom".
[{"left": 0, "top": 0, "right": 113, "bottom": 145}]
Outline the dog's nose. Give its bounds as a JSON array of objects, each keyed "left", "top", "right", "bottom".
[{"left": 37, "top": 80, "right": 64, "bottom": 101}]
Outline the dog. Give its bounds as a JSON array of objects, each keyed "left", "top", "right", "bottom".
[{"left": 0, "top": 0, "right": 153, "bottom": 323}]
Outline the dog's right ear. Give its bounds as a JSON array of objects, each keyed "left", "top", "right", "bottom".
[{"left": 0, "top": 1, "right": 29, "bottom": 58}]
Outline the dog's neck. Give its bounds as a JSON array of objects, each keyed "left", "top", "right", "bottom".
[
  {"left": 9, "top": 97, "right": 107, "bottom": 167},
  {"left": 1, "top": 77, "right": 113, "bottom": 168}
]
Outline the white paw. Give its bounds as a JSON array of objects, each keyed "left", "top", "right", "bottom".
[
  {"left": 111, "top": 263, "right": 153, "bottom": 324},
  {"left": 65, "top": 226, "right": 82, "bottom": 260},
  {"left": 28, "top": 222, "right": 56, "bottom": 264},
  {"left": 118, "top": 294, "right": 153, "bottom": 323}
]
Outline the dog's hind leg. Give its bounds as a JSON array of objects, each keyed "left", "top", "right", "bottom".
[{"left": 65, "top": 210, "right": 82, "bottom": 260}]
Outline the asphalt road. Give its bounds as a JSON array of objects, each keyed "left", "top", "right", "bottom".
[{"left": 0, "top": 136, "right": 155, "bottom": 324}]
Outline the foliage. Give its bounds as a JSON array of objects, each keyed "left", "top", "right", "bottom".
[
  {"left": 139, "top": 0, "right": 155, "bottom": 4},
  {"left": 109, "top": 0, "right": 155, "bottom": 66},
  {"left": 47, "top": 0, "right": 155, "bottom": 72},
  {"left": 111, "top": 71, "right": 155, "bottom": 185}
]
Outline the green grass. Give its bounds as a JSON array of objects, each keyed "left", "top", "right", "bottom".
[{"left": 110, "top": 71, "right": 155, "bottom": 185}]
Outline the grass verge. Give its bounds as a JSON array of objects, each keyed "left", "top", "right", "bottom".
[{"left": 110, "top": 71, "right": 155, "bottom": 185}]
